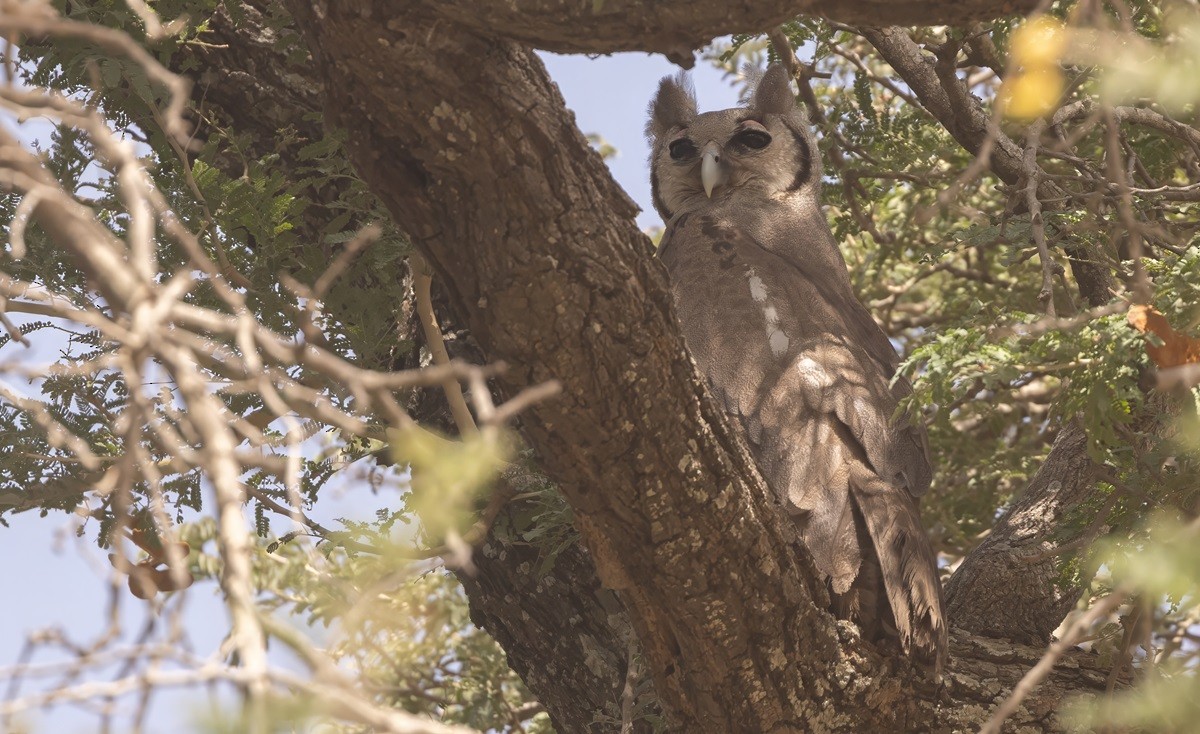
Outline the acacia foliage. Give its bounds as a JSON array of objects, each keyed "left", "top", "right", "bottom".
[{"left": 0, "top": 0, "right": 1198, "bottom": 731}]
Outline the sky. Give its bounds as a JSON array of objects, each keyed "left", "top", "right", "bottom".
[{"left": 0, "top": 47, "right": 746, "bottom": 733}]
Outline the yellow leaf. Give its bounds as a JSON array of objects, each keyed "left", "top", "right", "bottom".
[
  {"left": 1011, "top": 16, "right": 1066, "bottom": 69},
  {"left": 1001, "top": 67, "right": 1066, "bottom": 120}
]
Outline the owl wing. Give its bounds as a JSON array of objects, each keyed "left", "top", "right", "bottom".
[
  {"left": 777, "top": 340, "right": 946, "bottom": 672},
  {"left": 789, "top": 266, "right": 946, "bottom": 671},
  {"left": 836, "top": 296, "right": 934, "bottom": 497},
  {"left": 752, "top": 226, "right": 935, "bottom": 498}
]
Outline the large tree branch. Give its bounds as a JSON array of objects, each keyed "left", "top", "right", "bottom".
[
  {"left": 459, "top": 506, "right": 650, "bottom": 734},
  {"left": 171, "top": 7, "right": 650, "bottom": 730},
  {"left": 284, "top": 7, "right": 860, "bottom": 730},
  {"left": 429, "top": 0, "right": 1037, "bottom": 62},
  {"left": 859, "top": 27, "right": 1026, "bottom": 183}
]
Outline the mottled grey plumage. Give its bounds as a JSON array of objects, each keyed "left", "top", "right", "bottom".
[{"left": 647, "top": 65, "right": 947, "bottom": 672}]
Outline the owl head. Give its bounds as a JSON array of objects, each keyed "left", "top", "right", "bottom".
[{"left": 646, "top": 64, "right": 820, "bottom": 222}]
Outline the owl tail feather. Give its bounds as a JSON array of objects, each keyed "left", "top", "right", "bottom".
[{"left": 849, "top": 472, "right": 948, "bottom": 676}]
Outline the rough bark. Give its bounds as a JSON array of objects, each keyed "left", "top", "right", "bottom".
[
  {"left": 459, "top": 507, "right": 646, "bottom": 734},
  {"left": 181, "top": 3, "right": 321, "bottom": 173},
  {"left": 175, "top": 2, "right": 353, "bottom": 258},
  {"left": 944, "top": 422, "right": 1099, "bottom": 644},
  {"left": 429, "top": 0, "right": 1038, "bottom": 64},
  {"left": 163, "top": 2, "right": 1128, "bottom": 730}
]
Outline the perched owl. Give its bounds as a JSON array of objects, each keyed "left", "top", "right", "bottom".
[{"left": 647, "top": 65, "right": 947, "bottom": 672}]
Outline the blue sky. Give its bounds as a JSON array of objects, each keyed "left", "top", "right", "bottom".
[{"left": 0, "top": 48, "right": 746, "bottom": 732}]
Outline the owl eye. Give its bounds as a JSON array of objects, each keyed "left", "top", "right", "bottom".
[
  {"left": 733, "top": 129, "right": 772, "bottom": 150},
  {"left": 669, "top": 138, "right": 697, "bottom": 160}
]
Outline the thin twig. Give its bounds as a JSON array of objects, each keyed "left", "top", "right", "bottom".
[
  {"left": 1023, "top": 121, "right": 1057, "bottom": 317},
  {"left": 410, "top": 252, "right": 478, "bottom": 437},
  {"left": 990, "top": 301, "right": 1125, "bottom": 340},
  {"left": 1102, "top": 106, "right": 1150, "bottom": 303}
]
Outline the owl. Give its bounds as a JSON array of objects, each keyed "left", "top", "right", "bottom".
[{"left": 647, "top": 65, "right": 947, "bottom": 672}]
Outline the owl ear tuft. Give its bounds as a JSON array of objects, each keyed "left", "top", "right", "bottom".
[
  {"left": 646, "top": 73, "right": 697, "bottom": 141},
  {"left": 750, "top": 64, "right": 797, "bottom": 117}
]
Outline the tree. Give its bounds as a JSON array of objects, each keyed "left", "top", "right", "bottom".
[{"left": 1, "top": 0, "right": 1199, "bottom": 732}]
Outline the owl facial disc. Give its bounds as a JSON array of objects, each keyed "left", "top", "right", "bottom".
[{"left": 701, "top": 141, "right": 725, "bottom": 197}]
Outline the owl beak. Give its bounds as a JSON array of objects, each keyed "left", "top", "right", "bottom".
[{"left": 701, "top": 142, "right": 725, "bottom": 198}]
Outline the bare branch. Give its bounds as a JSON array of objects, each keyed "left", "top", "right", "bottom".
[
  {"left": 1023, "top": 122, "right": 1057, "bottom": 317},
  {"left": 411, "top": 252, "right": 478, "bottom": 437},
  {"left": 991, "top": 301, "right": 1127, "bottom": 340}
]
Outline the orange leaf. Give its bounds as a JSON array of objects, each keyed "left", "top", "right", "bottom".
[{"left": 1128, "top": 305, "right": 1200, "bottom": 368}]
